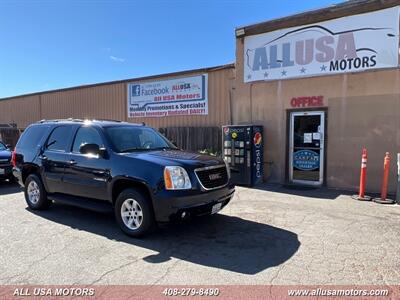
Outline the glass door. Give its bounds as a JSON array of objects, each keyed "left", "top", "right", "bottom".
[{"left": 289, "top": 111, "right": 325, "bottom": 185}]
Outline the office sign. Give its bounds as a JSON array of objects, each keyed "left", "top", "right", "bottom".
[
  {"left": 128, "top": 74, "right": 208, "bottom": 118},
  {"left": 244, "top": 7, "right": 399, "bottom": 83}
]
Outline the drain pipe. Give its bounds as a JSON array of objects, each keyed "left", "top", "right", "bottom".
[{"left": 397, "top": 153, "right": 400, "bottom": 204}]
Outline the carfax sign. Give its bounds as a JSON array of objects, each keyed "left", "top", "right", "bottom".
[
  {"left": 293, "top": 150, "right": 320, "bottom": 171},
  {"left": 244, "top": 7, "right": 400, "bottom": 83},
  {"left": 127, "top": 74, "right": 208, "bottom": 118}
]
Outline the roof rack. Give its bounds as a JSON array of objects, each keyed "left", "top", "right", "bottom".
[
  {"left": 37, "top": 118, "right": 128, "bottom": 124},
  {"left": 37, "top": 118, "right": 84, "bottom": 123},
  {"left": 92, "top": 118, "right": 123, "bottom": 123}
]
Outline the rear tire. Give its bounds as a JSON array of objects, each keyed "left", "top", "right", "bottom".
[
  {"left": 24, "top": 174, "right": 51, "bottom": 210},
  {"left": 115, "top": 188, "right": 155, "bottom": 237}
]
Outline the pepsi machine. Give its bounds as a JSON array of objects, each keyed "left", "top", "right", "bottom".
[{"left": 222, "top": 125, "right": 263, "bottom": 186}]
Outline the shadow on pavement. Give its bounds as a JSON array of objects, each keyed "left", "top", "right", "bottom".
[
  {"left": 0, "top": 181, "right": 22, "bottom": 196},
  {"left": 251, "top": 183, "right": 352, "bottom": 200},
  {"left": 28, "top": 203, "right": 300, "bottom": 275}
]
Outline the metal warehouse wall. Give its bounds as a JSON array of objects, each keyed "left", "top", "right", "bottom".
[
  {"left": 40, "top": 83, "right": 127, "bottom": 122},
  {"left": 0, "top": 95, "right": 41, "bottom": 128},
  {"left": 0, "top": 65, "right": 234, "bottom": 130}
]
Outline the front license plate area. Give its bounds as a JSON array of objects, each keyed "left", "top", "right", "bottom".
[{"left": 211, "top": 203, "right": 222, "bottom": 214}]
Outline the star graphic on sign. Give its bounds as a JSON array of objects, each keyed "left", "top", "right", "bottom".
[
  {"left": 281, "top": 70, "right": 287, "bottom": 76},
  {"left": 247, "top": 74, "right": 252, "bottom": 79},
  {"left": 300, "top": 67, "right": 306, "bottom": 74},
  {"left": 263, "top": 72, "right": 269, "bottom": 78},
  {"left": 320, "top": 65, "right": 327, "bottom": 71}
]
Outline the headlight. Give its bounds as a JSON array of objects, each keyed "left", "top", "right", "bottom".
[{"left": 164, "top": 166, "right": 192, "bottom": 190}]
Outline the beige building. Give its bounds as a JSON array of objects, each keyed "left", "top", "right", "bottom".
[
  {"left": 232, "top": 0, "right": 400, "bottom": 193},
  {"left": 0, "top": 0, "right": 399, "bottom": 194}
]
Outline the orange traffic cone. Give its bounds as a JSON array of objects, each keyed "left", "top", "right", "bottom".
[
  {"left": 374, "top": 152, "right": 395, "bottom": 204},
  {"left": 352, "top": 148, "right": 371, "bottom": 201}
]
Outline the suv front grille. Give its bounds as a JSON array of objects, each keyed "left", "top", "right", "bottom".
[
  {"left": 195, "top": 165, "right": 228, "bottom": 190},
  {"left": 0, "top": 158, "right": 10, "bottom": 166}
]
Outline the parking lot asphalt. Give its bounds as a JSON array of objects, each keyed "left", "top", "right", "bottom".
[{"left": 1, "top": 181, "right": 399, "bottom": 285}]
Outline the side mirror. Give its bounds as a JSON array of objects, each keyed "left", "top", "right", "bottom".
[
  {"left": 79, "top": 143, "right": 102, "bottom": 156},
  {"left": 6, "top": 144, "right": 12, "bottom": 149}
]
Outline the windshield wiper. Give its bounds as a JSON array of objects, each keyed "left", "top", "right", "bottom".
[
  {"left": 119, "top": 147, "right": 146, "bottom": 153},
  {"left": 152, "top": 146, "right": 172, "bottom": 150},
  {"left": 120, "top": 146, "right": 174, "bottom": 153}
]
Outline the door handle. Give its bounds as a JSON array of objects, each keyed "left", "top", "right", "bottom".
[{"left": 68, "top": 160, "right": 77, "bottom": 166}]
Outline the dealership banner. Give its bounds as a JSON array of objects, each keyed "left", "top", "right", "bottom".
[
  {"left": 127, "top": 75, "right": 208, "bottom": 118},
  {"left": 1, "top": 285, "right": 397, "bottom": 299},
  {"left": 244, "top": 7, "right": 400, "bottom": 83}
]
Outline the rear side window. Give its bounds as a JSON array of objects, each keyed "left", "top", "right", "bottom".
[
  {"left": 46, "top": 126, "right": 74, "bottom": 152},
  {"left": 17, "top": 125, "right": 49, "bottom": 150}
]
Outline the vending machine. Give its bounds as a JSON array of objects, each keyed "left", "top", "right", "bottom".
[{"left": 222, "top": 125, "right": 263, "bottom": 186}]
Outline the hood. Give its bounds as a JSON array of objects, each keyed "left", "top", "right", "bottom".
[
  {"left": 0, "top": 149, "right": 11, "bottom": 160},
  {"left": 124, "top": 149, "right": 223, "bottom": 168}
]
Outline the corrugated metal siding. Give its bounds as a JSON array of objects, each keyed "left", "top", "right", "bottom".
[
  {"left": 40, "top": 83, "right": 127, "bottom": 122},
  {"left": 0, "top": 67, "right": 234, "bottom": 129},
  {"left": 0, "top": 95, "right": 41, "bottom": 128}
]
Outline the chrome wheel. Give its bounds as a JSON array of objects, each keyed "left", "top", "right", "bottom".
[
  {"left": 27, "top": 181, "right": 40, "bottom": 204},
  {"left": 121, "top": 198, "right": 143, "bottom": 230}
]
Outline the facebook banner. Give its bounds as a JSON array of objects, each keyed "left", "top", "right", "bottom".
[{"left": 127, "top": 74, "right": 208, "bottom": 118}]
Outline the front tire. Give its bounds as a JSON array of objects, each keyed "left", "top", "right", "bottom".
[
  {"left": 24, "top": 174, "right": 51, "bottom": 210},
  {"left": 115, "top": 188, "right": 155, "bottom": 237}
]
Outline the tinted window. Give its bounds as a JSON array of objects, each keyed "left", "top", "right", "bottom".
[
  {"left": 46, "top": 126, "right": 74, "bottom": 152},
  {"left": 0, "top": 142, "right": 6, "bottom": 150},
  {"left": 17, "top": 125, "right": 49, "bottom": 150},
  {"left": 72, "top": 126, "right": 104, "bottom": 153},
  {"left": 105, "top": 126, "right": 174, "bottom": 153}
]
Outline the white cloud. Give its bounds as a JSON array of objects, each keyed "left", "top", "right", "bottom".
[{"left": 110, "top": 55, "right": 125, "bottom": 62}]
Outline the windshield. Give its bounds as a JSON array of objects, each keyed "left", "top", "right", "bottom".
[
  {"left": 104, "top": 126, "right": 176, "bottom": 153},
  {"left": 0, "top": 142, "right": 6, "bottom": 151}
]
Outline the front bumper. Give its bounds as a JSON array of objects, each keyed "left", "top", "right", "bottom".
[
  {"left": 152, "top": 183, "right": 235, "bottom": 222},
  {"left": 0, "top": 164, "right": 13, "bottom": 178}
]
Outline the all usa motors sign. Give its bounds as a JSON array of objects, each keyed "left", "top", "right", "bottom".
[
  {"left": 244, "top": 7, "right": 399, "bottom": 83},
  {"left": 128, "top": 74, "right": 208, "bottom": 118}
]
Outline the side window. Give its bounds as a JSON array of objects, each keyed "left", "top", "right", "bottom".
[
  {"left": 17, "top": 125, "right": 49, "bottom": 150},
  {"left": 46, "top": 126, "right": 74, "bottom": 152},
  {"left": 72, "top": 126, "right": 104, "bottom": 153}
]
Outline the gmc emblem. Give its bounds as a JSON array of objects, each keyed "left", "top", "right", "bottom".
[{"left": 209, "top": 173, "right": 222, "bottom": 180}]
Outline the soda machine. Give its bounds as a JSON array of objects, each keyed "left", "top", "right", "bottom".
[{"left": 222, "top": 125, "right": 263, "bottom": 186}]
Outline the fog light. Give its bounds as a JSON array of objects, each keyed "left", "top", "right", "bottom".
[{"left": 181, "top": 212, "right": 186, "bottom": 219}]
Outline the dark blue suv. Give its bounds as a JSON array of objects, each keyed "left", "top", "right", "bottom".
[{"left": 13, "top": 119, "right": 234, "bottom": 237}]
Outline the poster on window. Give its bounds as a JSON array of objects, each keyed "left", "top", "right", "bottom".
[{"left": 127, "top": 74, "right": 208, "bottom": 118}]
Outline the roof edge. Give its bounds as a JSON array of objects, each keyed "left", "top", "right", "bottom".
[
  {"left": 236, "top": 0, "right": 400, "bottom": 37},
  {"left": 0, "top": 63, "right": 234, "bottom": 101}
]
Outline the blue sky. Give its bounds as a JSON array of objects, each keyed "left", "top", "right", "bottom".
[{"left": 0, "top": 0, "right": 339, "bottom": 98}]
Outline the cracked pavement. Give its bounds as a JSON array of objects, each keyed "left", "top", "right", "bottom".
[{"left": 1, "top": 181, "right": 399, "bottom": 285}]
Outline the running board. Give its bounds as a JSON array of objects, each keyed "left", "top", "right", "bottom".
[{"left": 47, "top": 193, "right": 113, "bottom": 213}]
